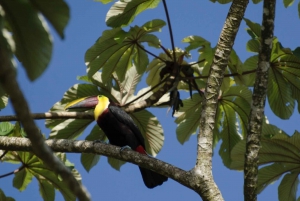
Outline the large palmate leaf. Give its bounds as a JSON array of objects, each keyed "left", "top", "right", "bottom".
[
  {"left": 9, "top": 151, "right": 78, "bottom": 201},
  {"left": 85, "top": 19, "right": 165, "bottom": 83},
  {"left": 106, "top": 0, "right": 160, "bottom": 27},
  {"left": 242, "top": 55, "right": 257, "bottom": 86},
  {"left": 130, "top": 109, "right": 164, "bottom": 156},
  {"left": 0, "top": 0, "right": 69, "bottom": 80},
  {"left": 231, "top": 129, "right": 300, "bottom": 200},
  {"left": 46, "top": 84, "right": 99, "bottom": 138},
  {"left": 182, "top": 35, "right": 213, "bottom": 75},
  {"left": 278, "top": 172, "right": 299, "bottom": 201},
  {"left": 244, "top": 17, "right": 261, "bottom": 38},
  {"left": 218, "top": 86, "right": 251, "bottom": 167},
  {"left": 174, "top": 93, "right": 203, "bottom": 144}
]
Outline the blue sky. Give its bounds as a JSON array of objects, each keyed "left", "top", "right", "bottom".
[{"left": 1, "top": 0, "right": 300, "bottom": 200}]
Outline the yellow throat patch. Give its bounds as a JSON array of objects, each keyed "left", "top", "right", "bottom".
[{"left": 94, "top": 96, "right": 110, "bottom": 120}]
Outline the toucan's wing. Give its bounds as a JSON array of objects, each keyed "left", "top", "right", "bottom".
[{"left": 108, "top": 105, "right": 145, "bottom": 147}]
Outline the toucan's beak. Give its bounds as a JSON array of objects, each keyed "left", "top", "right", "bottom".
[{"left": 65, "top": 96, "right": 99, "bottom": 110}]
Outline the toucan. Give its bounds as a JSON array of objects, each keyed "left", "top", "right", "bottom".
[{"left": 65, "top": 95, "right": 168, "bottom": 188}]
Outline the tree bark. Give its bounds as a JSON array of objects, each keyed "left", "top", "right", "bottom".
[
  {"left": 194, "top": 1, "right": 249, "bottom": 200},
  {"left": 244, "top": 1, "right": 276, "bottom": 201}
]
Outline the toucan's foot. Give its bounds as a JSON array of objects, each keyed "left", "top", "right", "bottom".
[{"left": 119, "top": 145, "right": 132, "bottom": 155}]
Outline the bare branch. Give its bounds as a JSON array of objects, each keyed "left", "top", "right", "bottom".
[
  {"left": 0, "top": 112, "right": 94, "bottom": 122},
  {"left": 244, "top": 1, "right": 276, "bottom": 200},
  {"left": 0, "top": 136, "right": 203, "bottom": 196}
]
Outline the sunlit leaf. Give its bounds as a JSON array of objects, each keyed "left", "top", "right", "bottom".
[
  {"left": 38, "top": 179, "right": 55, "bottom": 201},
  {"left": 86, "top": 20, "right": 164, "bottom": 82},
  {"left": 0, "top": 122, "right": 14, "bottom": 136},
  {"left": 106, "top": 0, "right": 160, "bottom": 27},
  {"left": 131, "top": 110, "right": 164, "bottom": 156},
  {"left": 0, "top": 94, "right": 8, "bottom": 109},
  {"left": 246, "top": 39, "right": 260, "bottom": 53},
  {"left": 175, "top": 94, "right": 202, "bottom": 144},
  {"left": 13, "top": 168, "right": 33, "bottom": 191},
  {"left": 244, "top": 17, "right": 261, "bottom": 38},
  {"left": 49, "top": 119, "right": 93, "bottom": 139},
  {"left": 283, "top": 0, "right": 295, "bottom": 7}
]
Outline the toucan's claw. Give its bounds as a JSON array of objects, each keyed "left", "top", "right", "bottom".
[{"left": 120, "top": 145, "right": 131, "bottom": 154}]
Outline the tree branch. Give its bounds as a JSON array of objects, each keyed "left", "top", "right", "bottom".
[
  {"left": 0, "top": 45, "right": 90, "bottom": 200},
  {"left": 0, "top": 112, "right": 94, "bottom": 122},
  {"left": 0, "top": 136, "right": 203, "bottom": 196},
  {"left": 195, "top": 1, "right": 249, "bottom": 201},
  {"left": 244, "top": 1, "right": 276, "bottom": 200}
]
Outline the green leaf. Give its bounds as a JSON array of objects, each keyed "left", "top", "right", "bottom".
[
  {"left": 0, "top": 122, "right": 14, "bottom": 136},
  {"left": 1, "top": 0, "right": 53, "bottom": 80},
  {"left": 38, "top": 179, "right": 55, "bottom": 201},
  {"left": 257, "top": 163, "right": 286, "bottom": 193},
  {"left": 278, "top": 172, "right": 299, "bottom": 201},
  {"left": 242, "top": 55, "right": 257, "bottom": 86},
  {"left": 130, "top": 109, "right": 164, "bottom": 156},
  {"left": 246, "top": 39, "right": 260, "bottom": 53},
  {"left": 46, "top": 83, "right": 99, "bottom": 129},
  {"left": 268, "top": 68, "right": 295, "bottom": 119},
  {"left": 175, "top": 94, "right": 203, "bottom": 144},
  {"left": 218, "top": 102, "right": 242, "bottom": 167},
  {"left": 13, "top": 168, "right": 33, "bottom": 191},
  {"left": 244, "top": 18, "right": 261, "bottom": 38},
  {"left": 271, "top": 38, "right": 290, "bottom": 61},
  {"left": 252, "top": 0, "right": 262, "bottom": 3},
  {"left": 80, "top": 125, "right": 106, "bottom": 172},
  {"left": 81, "top": 153, "right": 100, "bottom": 172},
  {"left": 95, "top": 0, "right": 113, "bottom": 4},
  {"left": 120, "top": 66, "right": 142, "bottom": 104},
  {"left": 85, "top": 21, "right": 163, "bottom": 82},
  {"left": 30, "top": 0, "right": 70, "bottom": 38},
  {"left": 106, "top": 0, "right": 160, "bottom": 27},
  {"left": 32, "top": 167, "right": 76, "bottom": 201},
  {"left": 283, "top": 0, "right": 295, "bottom": 7},
  {"left": 49, "top": 119, "right": 93, "bottom": 139},
  {"left": 108, "top": 157, "right": 126, "bottom": 171},
  {"left": 0, "top": 189, "right": 15, "bottom": 201},
  {"left": 0, "top": 94, "right": 8, "bottom": 109}
]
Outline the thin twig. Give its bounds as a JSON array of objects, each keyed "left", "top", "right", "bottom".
[
  {"left": 0, "top": 165, "right": 25, "bottom": 179},
  {"left": 162, "top": 0, "right": 176, "bottom": 61}
]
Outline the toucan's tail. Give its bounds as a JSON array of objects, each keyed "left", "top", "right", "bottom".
[{"left": 139, "top": 167, "right": 168, "bottom": 188}]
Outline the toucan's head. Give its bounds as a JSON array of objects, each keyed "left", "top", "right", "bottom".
[{"left": 65, "top": 95, "right": 110, "bottom": 120}]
